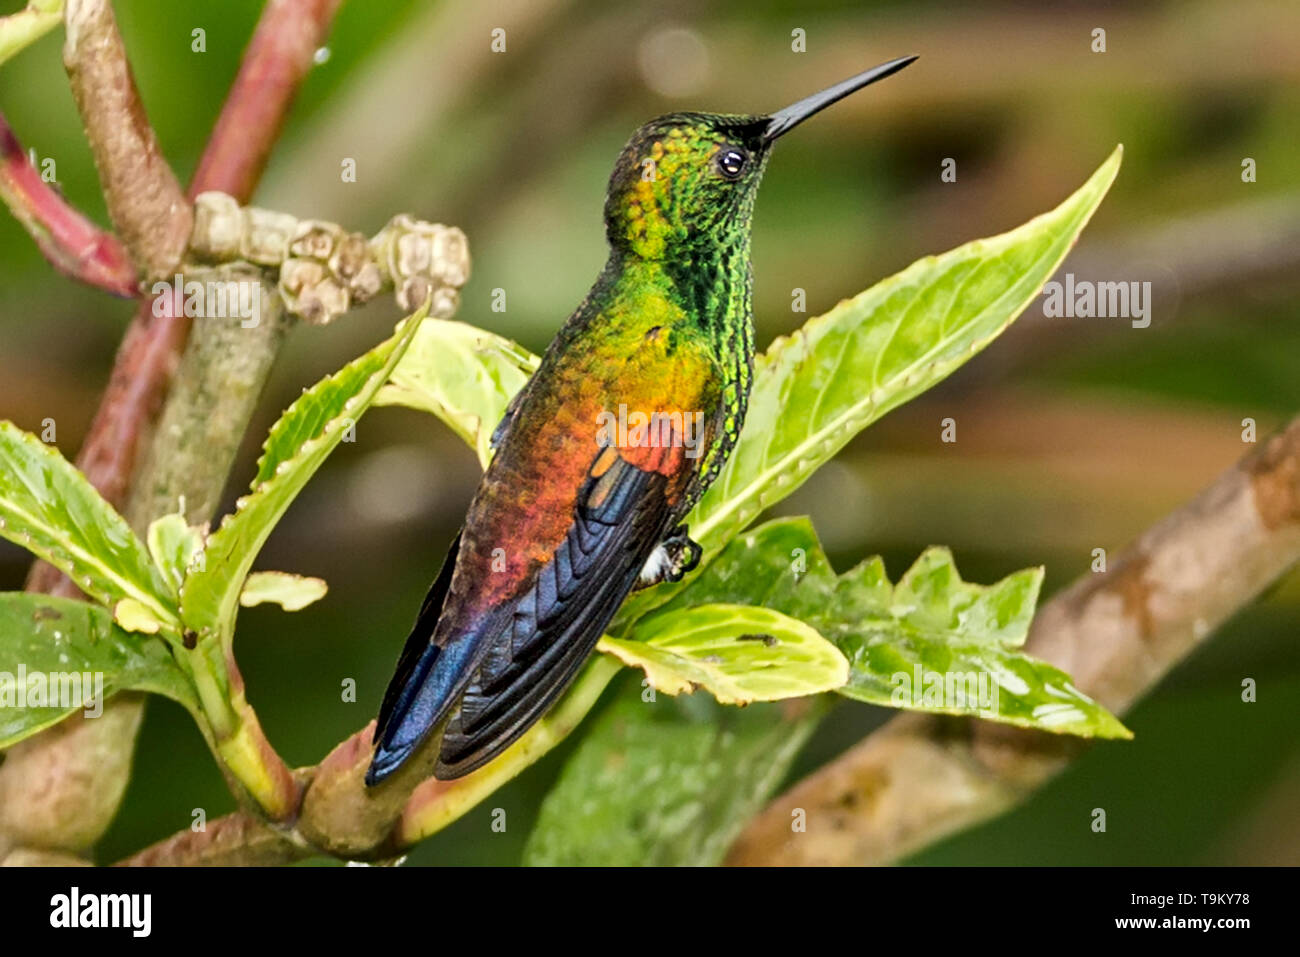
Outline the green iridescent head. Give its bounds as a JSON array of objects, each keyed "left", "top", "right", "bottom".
[
  {"left": 603, "top": 55, "right": 918, "bottom": 262},
  {"left": 604, "top": 113, "right": 770, "bottom": 260}
]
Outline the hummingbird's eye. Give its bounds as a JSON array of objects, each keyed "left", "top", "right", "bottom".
[{"left": 716, "top": 147, "right": 748, "bottom": 180}]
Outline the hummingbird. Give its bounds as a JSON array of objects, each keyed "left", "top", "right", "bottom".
[{"left": 367, "top": 55, "right": 917, "bottom": 785}]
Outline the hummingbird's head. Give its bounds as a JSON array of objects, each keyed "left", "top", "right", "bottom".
[
  {"left": 603, "top": 112, "right": 772, "bottom": 260},
  {"left": 603, "top": 55, "right": 917, "bottom": 262}
]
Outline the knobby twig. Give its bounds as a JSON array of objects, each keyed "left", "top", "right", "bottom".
[
  {"left": 188, "top": 192, "right": 469, "bottom": 324},
  {"left": 0, "top": 112, "right": 136, "bottom": 295},
  {"left": 726, "top": 417, "right": 1300, "bottom": 865},
  {"left": 62, "top": 0, "right": 191, "bottom": 277},
  {"left": 27, "top": 0, "right": 343, "bottom": 591},
  {"left": 5, "top": 0, "right": 344, "bottom": 858}
]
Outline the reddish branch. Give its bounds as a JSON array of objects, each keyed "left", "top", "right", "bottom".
[
  {"left": 7, "top": 0, "right": 345, "bottom": 860},
  {"left": 0, "top": 113, "right": 136, "bottom": 295},
  {"left": 26, "top": 0, "right": 345, "bottom": 594},
  {"left": 121, "top": 808, "right": 307, "bottom": 868},
  {"left": 190, "top": 0, "right": 345, "bottom": 201}
]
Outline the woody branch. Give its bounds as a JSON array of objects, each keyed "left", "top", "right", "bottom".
[
  {"left": 725, "top": 416, "right": 1300, "bottom": 866},
  {"left": 121, "top": 419, "right": 1300, "bottom": 865},
  {"left": 1, "top": 0, "right": 347, "bottom": 862}
]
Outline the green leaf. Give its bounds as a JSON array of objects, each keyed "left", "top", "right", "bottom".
[
  {"left": 239, "top": 572, "right": 328, "bottom": 611},
  {"left": 686, "top": 147, "right": 1123, "bottom": 553},
  {"left": 889, "top": 547, "right": 1041, "bottom": 649},
  {"left": 523, "top": 681, "right": 823, "bottom": 866},
  {"left": 0, "top": 1, "right": 63, "bottom": 70},
  {"left": 368, "top": 151, "right": 1121, "bottom": 619},
  {"left": 181, "top": 307, "right": 427, "bottom": 645},
  {"left": 374, "top": 318, "right": 538, "bottom": 466},
  {"left": 599, "top": 603, "right": 847, "bottom": 704},
  {"left": 0, "top": 421, "right": 176, "bottom": 627},
  {"left": 829, "top": 547, "right": 1130, "bottom": 738},
  {"left": 0, "top": 592, "right": 197, "bottom": 748},
  {"left": 146, "top": 512, "right": 205, "bottom": 597},
  {"left": 652, "top": 516, "right": 1129, "bottom": 739},
  {"left": 113, "top": 598, "right": 163, "bottom": 635}
]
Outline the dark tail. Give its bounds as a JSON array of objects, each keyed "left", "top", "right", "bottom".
[
  {"left": 367, "top": 532, "right": 477, "bottom": 786},
  {"left": 369, "top": 454, "right": 677, "bottom": 783}
]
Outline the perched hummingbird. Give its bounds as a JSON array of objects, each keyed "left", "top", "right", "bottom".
[{"left": 367, "top": 55, "right": 917, "bottom": 784}]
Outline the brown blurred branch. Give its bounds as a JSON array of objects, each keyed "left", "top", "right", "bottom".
[
  {"left": 122, "top": 657, "right": 621, "bottom": 866},
  {"left": 1064, "top": 195, "right": 1300, "bottom": 302},
  {"left": 118, "top": 806, "right": 308, "bottom": 868},
  {"left": 0, "top": 112, "right": 136, "bottom": 295},
  {"left": 726, "top": 417, "right": 1300, "bottom": 866},
  {"left": 62, "top": 0, "right": 191, "bottom": 277}
]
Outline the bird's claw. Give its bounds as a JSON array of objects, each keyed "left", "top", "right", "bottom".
[
  {"left": 636, "top": 525, "right": 702, "bottom": 589},
  {"left": 663, "top": 526, "right": 702, "bottom": 582}
]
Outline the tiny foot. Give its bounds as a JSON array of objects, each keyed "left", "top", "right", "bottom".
[{"left": 636, "top": 525, "right": 702, "bottom": 589}]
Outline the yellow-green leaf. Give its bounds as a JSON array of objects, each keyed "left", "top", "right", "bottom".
[
  {"left": 645, "top": 517, "right": 1130, "bottom": 739},
  {"left": 0, "top": 421, "right": 177, "bottom": 631},
  {"left": 0, "top": 1, "right": 63, "bottom": 70},
  {"left": 600, "top": 603, "right": 848, "bottom": 704},
  {"left": 239, "top": 572, "right": 328, "bottom": 611},
  {"left": 113, "top": 598, "right": 163, "bottom": 635},
  {"left": 687, "top": 147, "right": 1124, "bottom": 553},
  {"left": 146, "top": 512, "right": 205, "bottom": 597},
  {"left": 375, "top": 319, "right": 538, "bottom": 467},
  {"left": 181, "top": 306, "right": 427, "bottom": 647}
]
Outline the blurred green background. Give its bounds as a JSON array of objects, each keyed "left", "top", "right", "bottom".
[{"left": 1, "top": 0, "right": 1297, "bottom": 865}]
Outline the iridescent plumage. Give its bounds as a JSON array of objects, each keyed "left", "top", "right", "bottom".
[{"left": 368, "top": 57, "right": 917, "bottom": 784}]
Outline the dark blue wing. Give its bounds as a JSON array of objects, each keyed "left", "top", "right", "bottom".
[
  {"left": 366, "top": 451, "right": 677, "bottom": 785},
  {"left": 434, "top": 453, "right": 675, "bottom": 778}
]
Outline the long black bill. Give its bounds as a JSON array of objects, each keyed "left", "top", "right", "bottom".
[{"left": 762, "top": 54, "right": 918, "bottom": 143}]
